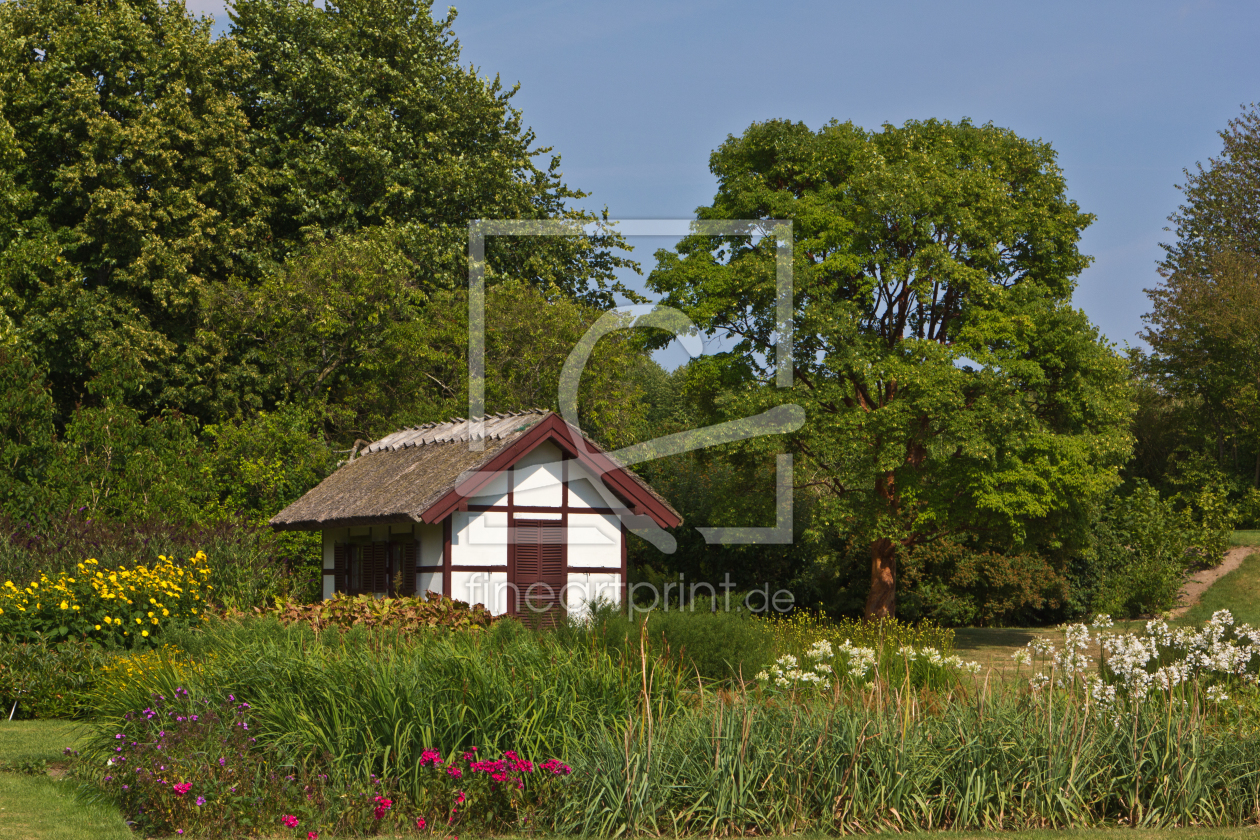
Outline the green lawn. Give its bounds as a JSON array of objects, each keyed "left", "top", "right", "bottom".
[
  {"left": 1231, "top": 530, "right": 1260, "bottom": 546},
  {"left": 0, "top": 720, "right": 131, "bottom": 840},
  {"left": 1181, "top": 548, "right": 1260, "bottom": 626}
]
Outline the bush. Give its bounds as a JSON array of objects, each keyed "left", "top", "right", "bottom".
[
  {"left": 897, "top": 540, "right": 1069, "bottom": 626},
  {"left": 566, "top": 601, "right": 778, "bottom": 682},
  {"left": 0, "top": 636, "right": 111, "bottom": 719},
  {"left": 0, "top": 552, "right": 211, "bottom": 647},
  {"left": 265, "top": 591, "right": 497, "bottom": 632},
  {"left": 1087, "top": 481, "right": 1234, "bottom": 618}
]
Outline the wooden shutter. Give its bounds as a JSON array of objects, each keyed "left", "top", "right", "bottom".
[
  {"left": 369, "top": 542, "right": 389, "bottom": 595},
  {"left": 514, "top": 519, "right": 565, "bottom": 628},
  {"left": 333, "top": 544, "right": 348, "bottom": 596}
]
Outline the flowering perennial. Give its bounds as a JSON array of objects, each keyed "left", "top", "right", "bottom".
[
  {"left": 1017, "top": 610, "right": 1260, "bottom": 714},
  {"left": 757, "top": 638, "right": 980, "bottom": 692},
  {"left": 0, "top": 552, "right": 212, "bottom": 647}
]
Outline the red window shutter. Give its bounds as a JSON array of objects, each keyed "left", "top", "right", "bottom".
[
  {"left": 333, "top": 544, "right": 348, "bottom": 596},
  {"left": 513, "top": 519, "right": 565, "bottom": 629}
]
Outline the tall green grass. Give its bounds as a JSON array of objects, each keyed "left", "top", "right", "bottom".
[
  {"left": 559, "top": 687, "right": 1260, "bottom": 834},
  {"left": 90, "top": 616, "right": 690, "bottom": 801}
]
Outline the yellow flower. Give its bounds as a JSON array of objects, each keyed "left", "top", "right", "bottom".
[
  {"left": 60, "top": 600, "right": 68, "bottom": 610},
  {"left": 94, "top": 624, "right": 101, "bottom": 630},
  {"left": 141, "top": 630, "right": 149, "bottom": 637}
]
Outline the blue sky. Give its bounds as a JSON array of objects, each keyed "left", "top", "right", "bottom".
[{"left": 199, "top": 0, "right": 1260, "bottom": 360}]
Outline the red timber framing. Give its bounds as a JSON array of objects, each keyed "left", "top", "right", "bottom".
[
  {"left": 419, "top": 413, "right": 681, "bottom": 529},
  {"left": 436, "top": 440, "right": 645, "bottom": 615},
  {"left": 331, "top": 416, "right": 673, "bottom": 606}
]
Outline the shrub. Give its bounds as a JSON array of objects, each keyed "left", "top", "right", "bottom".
[
  {"left": 0, "top": 636, "right": 111, "bottom": 719},
  {"left": 0, "top": 552, "right": 211, "bottom": 647},
  {"left": 897, "top": 540, "right": 1069, "bottom": 626},
  {"left": 265, "top": 591, "right": 497, "bottom": 632},
  {"left": 0, "top": 511, "right": 314, "bottom": 609},
  {"left": 567, "top": 601, "right": 778, "bottom": 682}
]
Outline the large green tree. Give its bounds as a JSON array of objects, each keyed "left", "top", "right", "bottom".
[
  {"left": 228, "top": 0, "right": 631, "bottom": 306},
  {"left": 649, "top": 118, "right": 1133, "bottom": 618},
  {"left": 1141, "top": 104, "right": 1260, "bottom": 484},
  {"left": 0, "top": 0, "right": 265, "bottom": 418},
  {"left": 0, "top": 0, "right": 631, "bottom": 424}
]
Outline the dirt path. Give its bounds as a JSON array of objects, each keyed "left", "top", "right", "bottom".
[{"left": 1167, "top": 545, "right": 1257, "bottom": 619}]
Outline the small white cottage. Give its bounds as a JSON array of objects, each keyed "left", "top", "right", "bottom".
[{"left": 269, "top": 410, "right": 680, "bottom": 623}]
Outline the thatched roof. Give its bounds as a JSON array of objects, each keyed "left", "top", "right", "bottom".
[{"left": 269, "top": 410, "right": 680, "bottom": 531}]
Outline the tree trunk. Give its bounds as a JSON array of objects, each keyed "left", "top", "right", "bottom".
[{"left": 864, "top": 536, "right": 896, "bottom": 619}]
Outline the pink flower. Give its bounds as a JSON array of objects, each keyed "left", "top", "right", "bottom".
[
  {"left": 281, "top": 814, "right": 299, "bottom": 828},
  {"left": 446, "top": 766, "right": 462, "bottom": 778},
  {"left": 173, "top": 782, "right": 192, "bottom": 796},
  {"left": 419, "top": 748, "right": 443, "bottom": 767},
  {"left": 540, "top": 758, "right": 572, "bottom": 776},
  {"left": 415, "top": 816, "right": 427, "bottom": 830},
  {"left": 308, "top": 833, "right": 319, "bottom": 839},
  {"left": 454, "top": 791, "right": 466, "bottom": 805},
  {"left": 372, "top": 795, "right": 393, "bottom": 820}
]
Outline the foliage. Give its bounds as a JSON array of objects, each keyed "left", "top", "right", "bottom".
[
  {"left": 0, "top": 511, "right": 311, "bottom": 609},
  {"left": 228, "top": 0, "right": 631, "bottom": 306},
  {"left": 0, "top": 0, "right": 265, "bottom": 418},
  {"left": 1088, "top": 481, "right": 1234, "bottom": 619},
  {"left": 0, "top": 636, "right": 110, "bottom": 719},
  {"left": 265, "top": 591, "right": 497, "bottom": 633},
  {"left": 0, "top": 553, "right": 211, "bottom": 647},
  {"left": 648, "top": 117, "right": 1134, "bottom": 618},
  {"left": 1140, "top": 103, "right": 1260, "bottom": 497},
  {"left": 0, "top": 0, "right": 630, "bottom": 425},
  {"left": 0, "top": 342, "right": 55, "bottom": 522},
  {"left": 570, "top": 602, "right": 779, "bottom": 682},
  {"left": 897, "top": 540, "right": 1069, "bottom": 627}
]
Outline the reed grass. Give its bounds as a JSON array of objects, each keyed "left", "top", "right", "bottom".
[{"left": 558, "top": 682, "right": 1260, "bottom": 835}]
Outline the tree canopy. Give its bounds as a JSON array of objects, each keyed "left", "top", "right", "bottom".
[
  {"left": 649, "top": 118, "right": 1134, "bottom": 618},
  {"left": 0, "top": 0, "right": 631, "bottom": 423},
  {"left": 1141, "top": 104, "right": 1260, "bottom": 484}
]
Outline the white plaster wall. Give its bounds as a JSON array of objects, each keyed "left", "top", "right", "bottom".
[
  {"left": 469, "top": 470, "right": 508, "bottom": 506},
  {"left": 450, "top": 570, "right": 510, "bottom": 614},
  {"left": 567, "top": 461, "right": 619, "bottom": 509},
  {"left": 417, "top": 522, "right": 443, "bottom": 567},
  {"left": 451, "top": 511, "right": 508, "bottom": 566},
  {"left": 513, "top": 440, "right": 563, "bottom": 507},
  {"left": 566, "top": 573, "right": 621, "bottom": 618},
  {"left": 418, "top": 569, "right": 442, "bottom": 596},
  {"left": 567, "top": 512, "right": 620, "bottom": 567}
]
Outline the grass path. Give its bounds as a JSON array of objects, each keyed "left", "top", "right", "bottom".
[{"left": 0, "top": 720, "right": 131, "bottom": 840}]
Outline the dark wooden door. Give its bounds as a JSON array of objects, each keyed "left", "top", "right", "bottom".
[{"left": 513, "top": 519, "right": 565, "bottom": 627}]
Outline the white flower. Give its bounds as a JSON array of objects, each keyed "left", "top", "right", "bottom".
[{"left": 1206, "top": 684, "right": 1230, "bottom": 703}]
